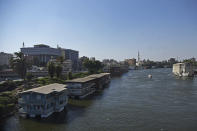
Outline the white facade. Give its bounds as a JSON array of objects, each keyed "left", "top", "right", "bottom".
[
  {"left": 62, "top": 60, "right": 72, "bottom": 72},
  {"left": 172, "top": 63, "right": 194, "bottom": 77}
]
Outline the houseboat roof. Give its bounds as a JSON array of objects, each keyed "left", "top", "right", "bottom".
[
  {"left": 66, "top": 73, "right": 110, "bottom": 83},
  {"left": 22, "top": 83, "right": 67, "bottom": 94},
  {"left": 88, "top": 73, "right": 110, "bottom": 78},
  {"left": 173, "top": 63, "right": 192, "bottom": 66},
  {"left": 66, "top": 77, "right": 96, "bottom": 83}
]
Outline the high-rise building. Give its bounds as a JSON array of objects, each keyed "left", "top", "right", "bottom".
[{"left": 62, "top": 49, "right": 79, "bottom": 71}]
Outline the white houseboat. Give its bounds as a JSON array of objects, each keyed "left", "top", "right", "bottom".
[
  {"left": 18, "top": 83, "right": 68, "bottom": 118},
  {"left": 172, "top": 63, "right": 194, "bottom": 77}
]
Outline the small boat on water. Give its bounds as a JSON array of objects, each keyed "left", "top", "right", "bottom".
[{"left": 148, "top": 74, "right": 152, "bottom": 79}]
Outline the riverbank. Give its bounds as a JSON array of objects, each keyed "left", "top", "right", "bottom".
[{"left": 0, "top": 72, "right": 106, "bottom": 119}]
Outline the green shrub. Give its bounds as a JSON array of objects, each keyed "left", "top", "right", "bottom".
[{"left": 0, "top": 91, "right": 16, "bottom": 118}]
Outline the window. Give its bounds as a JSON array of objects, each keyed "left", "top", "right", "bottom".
[
  {"left": 37, "top": 95, "right": 41, "bottom": 100},
  {"left": 26, "top": 95, "right": 29, "bottom": 100},
  {"left": 59, "top": 100, "right": 63, "bottom": 104}
]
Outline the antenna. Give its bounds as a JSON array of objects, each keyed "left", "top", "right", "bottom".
[{"left": 23, "top": 42, "right": 25, "bottom": 47}]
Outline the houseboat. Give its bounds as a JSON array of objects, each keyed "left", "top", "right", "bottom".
[
  {"left": 172, "top": 63, "right": 194, "bottom": 77},
  {"left": 65, "top": 73, "right": 111, "bottom": 99},
  {"left": 65, "top": 77, "right": 96, "bottom": 99},
  {"left": 18, "top": 83, "right": 68, "bottom": 118},
  {"left": 87, "top": 73, "right": 111, "bottom": 89}
]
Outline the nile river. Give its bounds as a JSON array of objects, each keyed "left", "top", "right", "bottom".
[{"left": 2, "top": 68, "right": 197, "bottom": 131}]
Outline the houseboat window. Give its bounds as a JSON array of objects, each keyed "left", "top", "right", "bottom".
[
  {"left": 26, "top": 95, "right": 29, "bottom": 100},
  {"left": 47, "top": 104, "right": 50, "bottom": 109},
  {"left": 59, "top": 100, "right": 63, "bottom": 104},
  {"left": 37, "top": 95, "right": 41, "bottom": 100}
]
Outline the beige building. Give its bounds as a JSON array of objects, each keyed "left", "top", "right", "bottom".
[{"left": 126, "top": 58, "right": 136, "bottom": 66}]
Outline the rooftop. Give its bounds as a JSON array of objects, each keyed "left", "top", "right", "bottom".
[
  {"left": 66, "top": 77, "right": 96, "bottom": 83},
  {"left": 22, "top": 83, "right": 67, "bottom": 94},
  {"left": 87, "top": 73, "right": 110, "bottom": 78},
  {"left": 34, "top": 44, "right": 50, "bottom": 48},
  {"left": 66, "top": 73, "right": 110, "bottom": 83}
]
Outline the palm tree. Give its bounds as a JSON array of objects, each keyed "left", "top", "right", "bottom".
[
  {"left": 11, "top": 52, "right": 27, "bottom": 80},
  {"left": 47, "top": 61, "right": 56, "bottom": 78},
  {"left": 56, "top": 64, "right": 63, "bottom": 78}
]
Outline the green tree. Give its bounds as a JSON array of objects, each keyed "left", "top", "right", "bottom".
[
  {"left": 67, "top": 72, "right": 72, "bottom": 80},
  {"left": 83, "top": 59, "right": 103, "bottom": 74},
  {"left": 56, "top": 56, "right": 64, "bottom": 64},
  {"left": 47, "top": 61, "right": 56, "bottom": 78},
  {"left": 10, "top": 52, "right": 27, "bottom": 80},
  {"left": 56, "top": 64, "right": 63, "bottom": 78},
  {"left": 183, "top": 58, "right": 197, "bottom": 66},
  {"left": 26, "top": 72, "right": 33, "bottom": 82}
]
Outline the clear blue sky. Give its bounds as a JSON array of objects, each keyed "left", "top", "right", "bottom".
[{"left": 0, "top": 0, "right": 197, "bottom": 61}]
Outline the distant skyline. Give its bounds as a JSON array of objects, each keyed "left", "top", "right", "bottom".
[{"left": 0, "top": 0, "right": 197, "bottom": 61}]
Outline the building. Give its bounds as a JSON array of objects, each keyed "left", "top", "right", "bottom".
[
  {"left": 125, "top": 58, "right": 136, "bottom": 66},
  {"left": 125, "top": 58, "right": 136, "bottom": 70},
  {"left": 21, "top": 44, "right": 62, "bottom": 65},
  {"left": 62, "top": 60, "right": 72, "bottom": 73},
  {"left": 0, "top": 69, "right": 19, "bottom": 81},
  {"left": 49, "top": 58, "right": 72, "bottom": 74},
  {"left": 63, "top": 49, "right": 79, "bottom": 71},
  {"left": 0, "top": 52, "right": 12, "bottom": 66},
  {"left": 172, "top": 63, "right": 194, "bottom": 77},
  {"left": 18, "top": 83, "right": 68, "bottom": 118}
]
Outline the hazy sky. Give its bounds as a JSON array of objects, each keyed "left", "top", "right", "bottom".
[{"left": 0, "top": 0, "right": 197, "bottom": 61}]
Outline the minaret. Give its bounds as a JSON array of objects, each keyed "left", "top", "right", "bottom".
[
  {"left": 22, "top": 42, "right": 25, "bottom": 47},
  {"left": 138, "top": 51, "right": 140, "bottom": 63}
]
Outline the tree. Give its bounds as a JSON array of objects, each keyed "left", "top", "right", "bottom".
[
  {"left": 56, "top": 56, "right": 64, "bottom": 64},
  {"left": 183, "top": 58, "right": 197, "bottom": 66},
  {"left": 47, "top": 61, "right": 56, "bottom": 78},
  {"left": 26, "top": 72, "right": 33, "bottom": 82},
  {"left": 67, "top": 72, "right": 72, "bottom": 80},
  {"left": 10, "top": 52, "right": 27, "bottom": 80},
  {"left": 56, "top": 64, "right": 63, "bottom": 78},
  {"left": 83, "top": 59, "right": 103, "bottom": 74}
]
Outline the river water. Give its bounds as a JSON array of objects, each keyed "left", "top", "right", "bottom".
[{"left": 1, "top": 68, "right": 197, "bottom": 131}]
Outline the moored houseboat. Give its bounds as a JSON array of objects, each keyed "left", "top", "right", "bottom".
[
  {"left": 65, "top": 73, "right": 111, "bottom": 99},
  {"left": 172, "top": 63, "right": 194, "bottom": 77},
  {"left": 18, "top": 83, "right": 68, "bottom": 118}
]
